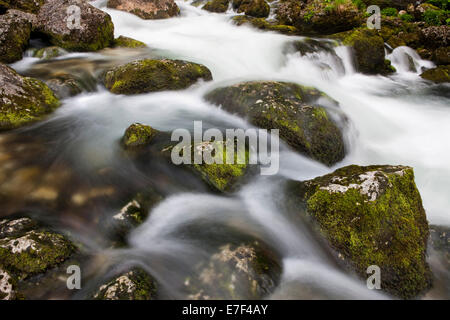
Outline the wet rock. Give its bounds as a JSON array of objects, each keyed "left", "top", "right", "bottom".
[
  {"left": 233, "top": 0, "right": 270, "bottom": 18},
  {"left": 419, "top": 26, "right": 449, "bottom": 49},
  {"left": 0, "top": 0, "right": 45, "bottom": 13},
  {"left": 288, "top": 165, "right": 432, "bottom": 299},
  {"left": 334, "top": 28, "right": 395, "bottom": 75},
  {"left": 108, "top": 188, "right": 163, "bottom": 241},
  {"left": 420, "top": 65, "right": 450, "bottom": 83},
  {"left": 202, "top": 0, "right": 229, "bottom": 13},
  {"left": 33, "top": 46, "right": 67, "bottom": 60},
  {"left": 113, "top": 35, "right": 147, "bottom": 48},
  {"left": 0, "top": 217, "right": 75, "bottom": 280},
  {"left": 430, "top": 225, "right": 449, "bottom": 268},
  {"left": 0, "top": 64, "right": 60, "bottom": 131},
  {"left": 276, "top": 0, "right": 362, "bottom": 35},
  {"left": 0, "top": 10, "right": 32, "bottom": 63},
  {"left": 93, "top": 267, "right": 157, "bottom": 300},
  {"left": 185, "top": 241, "right": 281, "bottom": 299},
  {"left": 231, "top": 15, "right": 298, "bottom": 35},
  {"left": 107, "top": 0, "right": 180, "bottom": 19},
  {"left": 104, "top": 59, "right": 213, "bottom": 95},
  {"left": 35, "top": 0, "right": 114, "bottom": 51},
  {"left": 205, "top": 81, "right": 346, "bottom": 166},
  {"left": 122, "top": 123, "right": 159, "bottom": 149}
]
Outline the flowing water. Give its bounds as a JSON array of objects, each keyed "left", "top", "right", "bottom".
[{"left": 2, "top": 0, "right": 450, "bottom": 299}]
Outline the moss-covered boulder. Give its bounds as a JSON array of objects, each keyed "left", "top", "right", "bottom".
[
  {"left": 121, "top": 123, "right": 159, "bottom": 149},
  {"left": 35, "top": 0, "right": 114, "bottom": 52},
  {"left": 205, "top": 81, "right": 346, "bottom": 166},
  {"left": 420, "top": 65, "right": 450, "bottom": 83},
  {"left": 0, "top": 64, "right": 61, "bottom": 131},
  {"left": 202, "top": 0, "right": 230, "bottom": 12},
  {"left": 185, "top": 241, "right": 281, "bottom": 299},
  {"left": 93, "top": 267, "right": 157, "bottom": 300},
  {"left": 232, "top": 15, "right": 298, "bottom": 34},
  {"left": 113, "top": 36, "right": 147, "bottom": 48},
  {"left": 289, "top": 165, "right": 432, "bottom": 299},
  {"left": 233, "top": 0, "right": 270, "bottom": 18},
  {"left": 378, "top": 16, "right": 421, "bottom": 49},
  {"left": 335, "top": 28, "right": 395, "bottom": 75},
  {"left": 0, "top": 10, "right": 32, "bottom": 63},
  {"left": 104, "top": 59, "right": 213, "bottom": 95},
  {"left": 276, "top": 0, "right": 363, "bottom": 35},
  {"left": 0, "top": 217, "right": 75, "bottom": 280},
  {"left": 107, "top": 0, "right": 180, "bottom": 19},
  {"left": 33, "top": 46, "right": 66, "bottom": 60},
  {"left": 0, "top": 0, "right": 45, "bottom": 13}
]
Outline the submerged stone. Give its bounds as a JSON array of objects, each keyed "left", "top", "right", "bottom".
[
  {"left": 104, "top": 59, "right": 213, "bottom": 95},
  {"left": 113, "top": 36, "right": 147, "bottom": 49},
  {"left": 205, "top": 81, "right": 346, "bottom": 166},
  {"left": 185, "top": 241, "right": 281, "bottom": 299},
  {"left": 0, "top": 64, "right": 61, "bottom": 131},
  {"left": 93, "top": 267, "right": 157, "bottom": 300},
  {"left": 33, "top": 46, "right": 66, "bottom": 60},
  {"left": 288, "top": 165, "right": 432, "bottom": 299}
]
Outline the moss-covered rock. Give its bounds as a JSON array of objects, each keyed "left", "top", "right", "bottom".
[
  {"left": 93, "top": 267, "right": 157, "bottom": 300},
  {"left": 33, "top": 46, "right": 66, "bottom": 60},
  {"left": 335, "top": 28, "right": 395, "bottom": 75},
  {"left": 378, "top": 16, "right": 421, "bottom": 49},
  {"left": 232, "top": 15, "right": 298, "bottom": 34},
  {"left": 185, "top": 241, "right": 281, "bottom": 299},
  {"left": 420, "top": 65, "right": 450, "bottom": 83},
  {"left": 44, "top": 73, "right": 84, "bottom": 99},
  {"left": 122, "top": 123, "right": 159, "bottom": 149},
  {"left": 0, "top": 217, "right": 75, "bottom": 280},
  {"left": 113, "top": 35, "right": 147, "bottom": 48},
  {"left": 0, "top": 64, "right": 61, "bottom": 131},
  {"left": 35, "top": 0, "right": 114, "bottom": 52},
  {"left": 0, "top": 10, "right": 32, "bottom": 63},
  {"left": 203, "top": 0, "right": 230, "bottom": 12},
  {"left": 276, "top": 0, "right": 363, "bottom": 35},
  {"left": 233, "top": 0, "right": 270, "bottom": 18},
  {"left": 0, "top": 0, "right": 45, "bottom": 13},
  {"left": 289, "top": 165, "right": 432, "bottom": 299},
  {"left": 108, "top": 188, "right": 163, "bottom": 241},
  {"left": 104, "top": 59, "right": 213, "bottom": 95},
  {"left": 205, "top": 81, "right": 346, "bottom": 166},
  {"left": 107, "top": 0, "right": 180, "bottom": 19}
]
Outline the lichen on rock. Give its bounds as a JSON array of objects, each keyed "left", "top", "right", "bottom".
[
  {"left": 0, "top": 64, "right": 61, "bottom": 131},
  {"left": 93, "top": 267, "right": 157, "bottom": 300},
  {"left": 288, "top": 165, "right": 432, "bottom": 299},
  {"left": 205, "top": 81, "right": 346, "bottom": 166},
  {"left": 104, "top": 59, "right": 213, "bottom": 95},
  {"left": 0, "top": 267, "right": 16, "bottom": 300}
]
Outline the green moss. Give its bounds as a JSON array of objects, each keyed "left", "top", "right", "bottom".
[
  {"left": 420, "top": 65, "right": 450, "bottom": 83},
  {"left": 233, "top": 0, "right": 270, "bottom": 18},
  {"left": 113, "top": 36, "right": 147, "bottom": 49},
  {"left": 192, "top": 140, "right": 250, "bottom": 192},
  {"left": 104, "top": 59, "right": 213, "bottom": 95},
  {"left": 296, "top": 165, "right": 432, "bottom": 299},
  {"left": 122, "top": 123, "right": 158, "bottom": 149},
  {"left": 203, "top": 0, "right": 230, "bottom": 12},
  {"left": 381, "top": 7, "right": 398, "bottom": 16}
]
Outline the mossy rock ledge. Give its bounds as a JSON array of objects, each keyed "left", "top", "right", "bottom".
[
  {"left": 205, "top": 81, "right": 346, "bottom": 166},
  {"left": 288, "top": 165, "right": 432, "bottom": 299},
  {"left": 92, "top": 267, "right": 157, "bottom": 300},
  {"left": 104, "top": 59, "right": 213, "bottom": 95},
  {"left": 0, "top": 64, "right": 61, "bottom": 131},
  {"left": 35, "top": 0, "right": 114, "bottom": 52},
  {"left": 0, "top": 10, "right": 32, "bottom": 63},
  {"left": 0, "top": 217, "right": 76, "bottom": 300},
  {"left": 185, "top": 241, "right": 281, "bottom": 299}
]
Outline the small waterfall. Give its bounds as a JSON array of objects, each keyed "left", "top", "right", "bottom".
[{"left": 387, "top": 46, "right": 435, "bottom": 74}]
